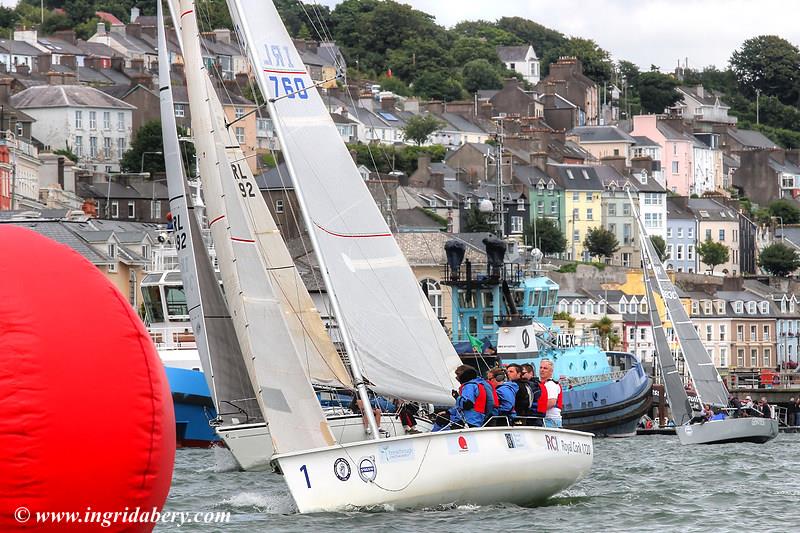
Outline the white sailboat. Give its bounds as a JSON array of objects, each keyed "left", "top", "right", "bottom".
[
  {"left": 162, "top": 0, "right": 428, "bottom": 471},
  {"left": 629, "top": 188, "right": 778, "bottom": 445}
]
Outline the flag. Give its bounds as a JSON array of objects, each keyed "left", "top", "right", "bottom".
[{"left": 467, "top": 333, "right": 484, "bottom": 353}]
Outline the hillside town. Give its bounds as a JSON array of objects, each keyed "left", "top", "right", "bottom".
[{"left": 2, "top": 6, "right": 800, "bottom": 385}]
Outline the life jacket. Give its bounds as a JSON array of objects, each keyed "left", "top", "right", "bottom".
[
  {"left": 460, "top": 379, "right": 497, "bottom": 415},
  {"left": 537, "top": 379, "right": 563, "bottom": 414}
]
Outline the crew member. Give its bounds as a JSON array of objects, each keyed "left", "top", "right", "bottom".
[
  {"left": 493, "top": 366, "right": 519, "bottom": 425},
  {"left": 433, "top": 365, "right": 495, "bottom": 431},
  {"left": 515, "top": 363, "right": 543, "bottom": 426},
  {"left": 538, "top": 358, "right": 563, "bottom": 428}
]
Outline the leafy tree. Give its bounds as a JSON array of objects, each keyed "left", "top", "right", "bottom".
[
  {"left": 617, "top": 60, "right": 640, "bottom": 90},
  {"left": 462, "top": 59, "right": 503, "bottom": 94},
  {"left": 386, "top": 36, "right": 454, "bottom": 83},
  {"left": 591, "top": 315, "right": 620, "bottom": 350},
  {"left": 401, "top": 114, "right": 443, "bottom": 146},
  {"left": 584, "top": 227, "right": 619, "bottom": 260},
  {"left": 650, "top": 235, "right": 668, "bottom": 262},
  {"left": 375, "top": 74, "right": 411, "bottom": 97},
  {"left": 768, "top": 199, "right": 800, "bottom": 224},
  {"left": 730, "top": 35, "right": 800, "bottom": 105},
  {"left": 345, "top": 143, "right": 445, "bottom": 175},
  {"left": 451, "top": 36, "right": 505, "bottom": 66},
  {"left": 120, "top": 120, "right": 195, "bottom": 176},
  {"left": 637, "top": 71, "right": 681, "bottom": 113},
  {"left": 524, "top": 218, "right": 566, "bottom": 256},
  {"left": 758, "top": 243, "right": 800, "bottom": 277},
  {"left": 0, "top": 6, "right": 16, "bottom": 28},
  {"left": 697, "top": 239, "right": 729, "bottom": 275},
  {"left": 497, "top": 16, "right": 566, "bottom": 76},
  {"left": 554, "top": 37, "right": 613, "bottom": 85},
  {"left": 452, "top": 20, "right": 522, "bottom": 46},
  {"left": 274, "top": 0, "right": 332, "bottom": 38},
  {"left": 553, "top": 310, "right": 575, "bottom": 328},
  {"left": 463, "top": 206, "right": 493, "bottom": 233},
  {"left": 412, "top": 70, "right": 464, "bottom": 101}
]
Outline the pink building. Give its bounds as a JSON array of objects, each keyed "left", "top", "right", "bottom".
[{"left": 630, "top": 115, "right": 694, "bottom": 195}]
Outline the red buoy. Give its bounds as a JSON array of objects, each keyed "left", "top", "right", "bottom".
[{"left": 0, "top": 226, "right": 175, "bottom": 531}]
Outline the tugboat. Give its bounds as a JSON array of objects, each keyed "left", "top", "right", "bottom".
[{"left": 443, "top": 237, "right": 652, "bottom": 437}]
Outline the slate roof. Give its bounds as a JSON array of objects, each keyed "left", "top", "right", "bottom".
[
  {"left": 255, "top": 163, "right": 294, "bottom": 190},
  {"left": 678, "top": 86, "right": 730, "bottom": 108},
  {"left": 437, "top": 112, "right": 486, "bottom": 134},
  {"left": 395, "top": 208, "right": 445, "bottom": 232},
  {"left": 666, "top": 197, "right": 696, "bottom": 220},
  {"left": 548, "top": 164, "right": 604, "bottom": 191},
  {"left": 11, "top": 85, "right": 135, "bottom": 109},
  {"left": 0, "top": 39, "right": 43, "bottom": 56},
  {"left": 727, "top": 128, "right": 778, "bottom": 150},
  {"left": 0, "top": 219, "right": 111, "bottom": 264},
  {"left": 633, "top": 135, "right": 659, "bottom": 147},
  {"left": 568, "top": 126, "right": 636, "bottom": 144},
  {"left": 687, "top": 198, "right": 737, "bottom": 222},
  {"left": 768, "top": 157, "right": 800, "bottom": 175},
  {"left": 496, "top": 45, "right": 536, "bottom": 62},
  {"left": 75, "top": 39, "right": 117, "bottom": 58},
  {"left": 656, "top": 120, "right": 695, "bottom": 142},
  {"left": 37, "top": 37, "right": 84, "bottom": 56}
]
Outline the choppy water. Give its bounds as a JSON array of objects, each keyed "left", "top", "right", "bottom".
[{"left": 161, "top": 433, "right": 800, "bottom": 532}]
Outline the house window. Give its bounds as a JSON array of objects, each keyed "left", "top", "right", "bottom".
[
  {"left": 236, "top": 127, "right": 245, "bottom": 144},
  {"left": 688, "top": 227, "right": 694, "bottom": 238},
  {"left": 572, "top": 208, "right": 579, "bottom": 221},
  {"left": 719, "top": 347, "right": 728, "bottom": 367},
  {"left": 640, "top": 326, "right": 646, "bottom": 340},
  {"left": 667, "top": 244, "right": 673, "bottom": 259},
  {"left": 235, "top": 107, "right": 245, "bottom": 119},
  {"left": 89, "top": 111, "right": 97, "bottom": 129},
  {"left": 750, "top": 348, "right": 758, "bottom": 367},
  {"left": 623, "top": 203, "right": 631, "bottom": 216},
  {"left": 706, "top": 324, "right": 713, "bottom": 341},
  {"left": 737, "top": 324, "right": 744, "bottom": 341},
  {"left": 111, "top": 201, "right": 119, "bottom": 218},
  {"left": 117, "top": 138, "right": 126, "bottom": 160},
  {"left": 572, "top": 191, "right": 580, "bottom": 201},
  {"left": 75, "top": 110, "right": 82, "bottom": 128},
  {"left": 667, "top": 227, "right": 672, "bottom": 238},
  {"left": 608, "top": 203, "right": 616, "bottom": 216},
  {"left": 518, "top": 198, "right": 525, "bottom": 211},
  {"left": 763, "top": 325, "right": 770, "bottom": 341},
  {"left": 537, "top": 200, "right": 544, "bottom": 215},
  {"left": 550, "top": 202, "right": 557, "bottom": 215},
  {"left": 103, "top": 137, "right": 111, "bottom": 158},
  {"left": 677, "top": 228, "right": 683, "bottom": 238},
  {"left": 275, "top": 199, "right": 284, "bottom": 213},
  {"left": 587, "top": 208, "right": 593, "bottom": 220},
  {"left": 103, "top": 111, "right": 111, "bottom": 129},
  {"left": 89, "top": 137, "right": 97, "bottom": 158},
  {"left": 573, "top": 230, "right": 580, "bottom": 242},
  {"left": 676, "top": 244, "right": 683, "bottom": 260},
  {"left": 585, "top": 192, "right": 592, "bottom": 201},
  {"left": 174, "top": 104, "right": 185, "bottom": 118},
  {"left": 75, "top": 136, "right": 83, "bottom": 157},
  {"left": 750, "top": 325, "right": 757, "bottom": 340},
  {"left": 736, "top": 348, "right": 744, "bottom": 367},
  {"left": 117, "top": 112, "right": 124, "bottom": 130},
  {"left": 719, "top": 229, "right": 725, "bottom": 241},
  {"left": 420, "top": 278, "right": 443, "bottom": 318},
  {"left": 764, "top": 348, "right": 771, "bottom": 367},
  {"left": 511, "top": 216, "right": 523, "bottom": 234},
  {"left": 687, "top": 245, "right": 694, "bottom": 260},
  {"left": 127, "top": 201, "right": 135, "bottom": 218},
  {"left": 672, "top": 161, "right": 679, "bottom": 174},
  {"left": 151, "top": 200, "right": 161, "bottom": 219},
  {"left": 706, "top": 229, "right": 712, "bottom": 240}
]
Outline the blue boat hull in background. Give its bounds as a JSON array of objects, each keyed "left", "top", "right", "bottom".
[{"left": 164, "top": 367, "right": 220, "bottom": 447}]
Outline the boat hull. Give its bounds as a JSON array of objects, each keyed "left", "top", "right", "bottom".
[
  {"left": 676, "top": 417, "right": 779, "bottom": 445},
  {"left": 562, "top": 374, "right": 653, "bottom": 437},
  {"left": 165, "top": 367, "right": 219, "bottom": 447},
  {"left": 275, "top": 426, "right": 593, "bottom": 513},
  {"left": 217, "top": 414, "right": 433, "bottom": 471}
]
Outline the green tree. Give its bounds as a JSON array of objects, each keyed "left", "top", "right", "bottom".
[
  {"left": 768, "top": 199, "right": 800, "bottom": 224},
  {"left": 53, "top": 148, "right": 78, "bottom": 163},
  {"left": 375, "top": 74, "right": 412, "bottom": 97},
  {"left": 452, "top": 20, "right": 522, "bottom": 46},
  {"left": 730, "top": 35, "right": 800, "bottom": 105},
  {"left": 758, "top": 243, "right": 800, "bottom": 277},
  {"left": 524, "top": 218, "right": 566, "bottom": 256},
  {"left": 451, "top": 36, "right": 504, "bottom": 65},
  {"left": 583, "top": 227, "right": 619, "bottom": 261},
  {"left": 650, "top": 235, "right": 668, "bottom": 262},
  {"left": 120, "top": 120, "right": 195, "bottom": 176},
  {"left": 553, "top": 310, "right": 575, "bottom": 328},
  {"left": 697, "top": 239, "right": 729, "bottom": 275},
  {"left": 412, "top": 70, "right": 464, "bottom": 101},
  {"left": 461, "top": 59, "right": 503, "bottom": 94},
  {"left": 401, "top": 114, "right": 443, "bottom": 146},
  {"left": 554, "top": 37, "right": 613, "bottom": 85},
  {"left": 591, "top": 315, "right": 620, "bottom": 350},
  {"left": 463, "top": 206, "right": 493, "bottom": 233},
  {"left": 637, "top": 70, "right": 681, "bottom": 113}
]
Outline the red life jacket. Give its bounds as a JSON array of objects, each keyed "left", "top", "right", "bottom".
[
  {"left": 460, "top": 380, "right": 497, "bottom": 414},
  {"left": 538, "top": 379, "right": 563, "bottom": 413}
]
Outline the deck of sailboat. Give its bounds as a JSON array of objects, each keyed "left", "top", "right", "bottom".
[{"left": 676, "top": 417, "right": 780, "bottom": 445}]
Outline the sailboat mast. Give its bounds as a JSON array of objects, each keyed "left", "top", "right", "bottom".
[{"left": 226, "top": 0, "right": 380, "bottom": 438}]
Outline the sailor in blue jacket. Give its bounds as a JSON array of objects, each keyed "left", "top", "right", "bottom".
[
  {"left": 433, "top": 365, "right": 495, "bottom": 430},
  {"left": 493, "top": 366, "right": 519, "bottom": 423}
]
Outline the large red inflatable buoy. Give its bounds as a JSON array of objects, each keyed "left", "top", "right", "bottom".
[{"left": 0, "top": 226, "right": 175, "bottom": 531}]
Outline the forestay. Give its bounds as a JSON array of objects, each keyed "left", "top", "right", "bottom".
[
  {"left": 176, "top": 0, "right": 335, "bottom": 453},
  {"left": 627, "top": 190, "right": 729, "bottom": 408},
  {"left": 157, "top": 3, "right": 262, "bottom": 426},
  {"left": 228, "top": 0, "right": 461, "bottom": 405}
]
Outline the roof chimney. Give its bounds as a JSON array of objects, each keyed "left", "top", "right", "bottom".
[
  {"left": 111, "top": 56, "right": 125, "bottom": 72},
  {"left": 0, "top": 78, "right": 11, "bottom": 104},
  {"left": 53, "top": 29, "right": 76, "bottom": 44},
  {"left": 96, "top": 22, "right": 107, "bottom": 36},
  {"left": 47, "top": 71, "right": 63, "bottom": 85},
  {"left": 214, "top": 29, "right": 231, "bottom": 44},
  {"left": 63, "top": 72, "right": 78, "bottom": 85},
  {"left": 126, "top": 23, "right": 142, "bottom": 40},
  {"left": 530, "top": 152, "right": 548, "bottom": 172},
  {"left": 16, "top": 64, "right": 29, "bottom": 76},
  {"left": 380, "top": 95, "right": 396, "bottom": 112},
  {"left": 130, "top": 58, "right": 144, "bottom": 72},
  {"left": 130, "top": 6, "right": 140, "bottom": 22},
  {"left": 37, "top": 53, "right": 52, "bottom": 74}
]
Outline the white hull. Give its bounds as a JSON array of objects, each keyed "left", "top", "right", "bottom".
[
  {"left": 217, "top": 414, "right": 433, "bottom": 471},
  {"left": 677, "top": 417, "right": 779, "bottom": 445},
  {"left": 275, "top": 426, "right": 593, "bottom": 513}
]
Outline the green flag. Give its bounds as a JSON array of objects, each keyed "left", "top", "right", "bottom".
[{"left": 467, "top": 333, "right": 484, "bottom": 352}]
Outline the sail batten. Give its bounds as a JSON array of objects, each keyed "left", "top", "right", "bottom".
[{"left": 228, "top": 0, "right": 461, "bottom": 405}]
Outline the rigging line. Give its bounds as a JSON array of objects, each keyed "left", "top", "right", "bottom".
[
  {"left": 268, "top": 74, "right": 343, "bottom": 104},
  {"left": 271, "top": 110, "right": 456, "bottom": 392}
]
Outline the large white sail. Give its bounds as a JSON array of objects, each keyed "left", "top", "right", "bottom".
[
  {"left": 627, "top": 189, "right": 729, "bottom": 408},
  {"left": 157, "top": 2, "right": 261, "bottom": 425},
  {"left": 227, "top": 0, "right": 461, "bottom": 405},
  {"left": 176, "top": 0, "right": 335, "bottom": 453}
]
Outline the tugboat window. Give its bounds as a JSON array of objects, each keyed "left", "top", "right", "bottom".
[{"left": 165, "top": 286, "right": 189, "bottom": 319}]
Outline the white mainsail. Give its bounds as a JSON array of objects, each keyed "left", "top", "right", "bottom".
[
  {"left": 157, "top": 2, "right": 262, "bottom": 425},
  {"left": 176, "top": 0, "right": 336, "bottom": 453},
  {"left": 627, "top": 189, "right": 729, "bottom": 408},
  {"left": 227, "top": 0, "right": 461, "bottom": 405}
]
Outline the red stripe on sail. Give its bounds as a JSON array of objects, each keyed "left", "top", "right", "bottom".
[
  {"left": 180, "top": 9, "right": 193, "bottom": 18},
  {"left": 209, "top": 215, "right": 225, "bottom": 227},
  {"left": 230, "top": 237, "right": 256, "bottom": 243},
  {"left": 314, "top": 222, "right": 391, "bottom": 239},
  {"left": 263, "top": 68, "right": 307, "bottom": 75}
]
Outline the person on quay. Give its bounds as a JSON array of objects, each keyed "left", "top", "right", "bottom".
[
  {"left": 432, "top": 365, "right": 495, "bottom": 431},
  {"left": 537, "top": 358, "right": 563, "bottom": 428},
  {"left": 493, "top": 366, "right": 519, "bottom": 425}
]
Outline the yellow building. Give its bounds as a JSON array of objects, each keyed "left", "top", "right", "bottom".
[{"left": 552, "top": 164, "right": 604, "bottom": 261}]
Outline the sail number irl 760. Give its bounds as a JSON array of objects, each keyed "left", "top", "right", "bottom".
[{"left": 267, "top": 76, "right": 308, "bottom": 100}]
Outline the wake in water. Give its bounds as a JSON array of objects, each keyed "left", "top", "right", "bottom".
[{"left": 219, "top": 491, "right": 298, "bottom": 514}]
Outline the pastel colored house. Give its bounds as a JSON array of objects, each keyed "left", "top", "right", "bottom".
[{"left": 630, "top": 115, "right": 694, "bottom": 195}]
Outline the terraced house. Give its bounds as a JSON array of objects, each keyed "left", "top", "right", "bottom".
[{"left": 548, "top": 164, "right": 603, "bottom": 261}]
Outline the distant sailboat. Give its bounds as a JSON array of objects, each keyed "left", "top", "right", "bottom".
[
  {"left": 196, "top": 0, "right": 593, "bottom": 512},
  {"left": 629, "top": 188, "right": 778, "bottom": 445}
]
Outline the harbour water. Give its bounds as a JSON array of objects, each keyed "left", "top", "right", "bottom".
[{"left": 162, "top": 433, "right": 800, "bottom": 532}]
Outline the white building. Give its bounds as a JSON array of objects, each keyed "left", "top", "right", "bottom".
[
  {"left": 691, "top": 138, "right": 717, "bottom": 196},
  {"left": 11, "top": 85, "right": 135, "bottom": 174},
  {"left": 496, "top": 45, "right": 540, "bottom": 85}
]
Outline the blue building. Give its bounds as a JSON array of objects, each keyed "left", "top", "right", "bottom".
[{"left": 665, "top": 196, "right": 698, "bottom": 273}]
